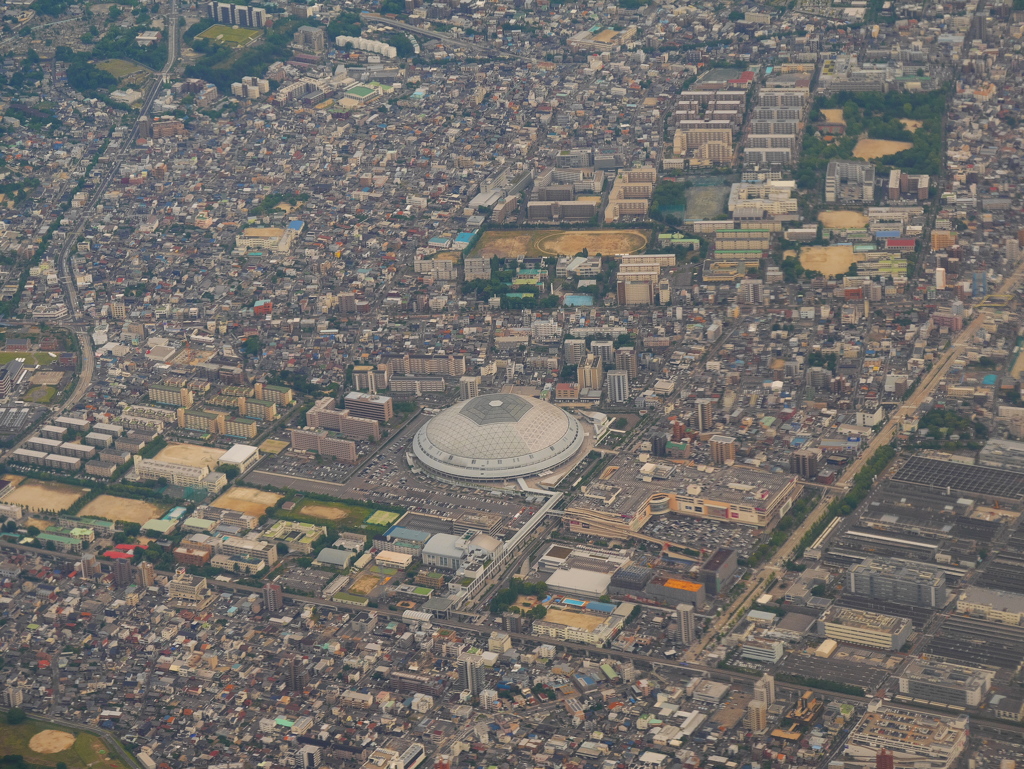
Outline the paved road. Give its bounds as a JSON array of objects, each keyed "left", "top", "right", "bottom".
[
  {"left": 687, "top": 257, "right": 1024, "bottom": 663},
  {"left": 6, "top": 540, "right": 1024, "bottom": 737},
  {"left": 57, "top": 0, "right": 180, "bottom": 320},
  {"left": 361, "top": 13, "right": 535, "bottom": 62}
]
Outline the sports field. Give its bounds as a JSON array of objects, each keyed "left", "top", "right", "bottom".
[
  {"left": 154, "top": 443, "right": 225, "bottom": 469},
  {"left": 196, "top": 24, "right": 262, "bottom": 47},
  {"left": 292, "top": 498, "right": 376, "bottom": 524},
  {"left": 5, "top": 480, "right": 87, "bottom": 512},
  {"left": 818, "top": 210, "right": 869, "bottom": 229},
  {"left": 0, "top": 717, "right": 128, "bottom": 769},
  {"left": 97, "top": 58, "right": 146, "bottom": 79},
  {"left": 25, "top": 385, "right": 56, "bottom": 402},
  {"left": 366, "top": 510, "right": 399, "bottom": 526},
  {"left": 473, "top": 229, "right": 649, "bottom": 259},
  {"left": 0, "top": 351, "right": 56, "bottom": 365},
  {"left": 79, "top": 495, "right": 167, "bottom": 524},
  {"left": 853, "top": 138, "right": 913, "bottom": 161},
  {"left": 213, "top": 486, "right": 282, "bottom": 515}
]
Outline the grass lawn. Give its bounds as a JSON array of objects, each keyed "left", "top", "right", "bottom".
[
  {"left": 0, "top": 351, "right": 57, "bottom": 365},
  {"left": 196, "top": 23, "right": 262, "bottom": 47},
  {"left": 24, "top": 385, "right": 56, "bottom": 403},
  {"left": 0, "top": 716, "right": 129, "bottom": 769},
  {"left": 96, "top": 58, "right": 145, "bottom": 78},
  {"left": 366, "top": 510, "right": 399, "bottom": 526}
]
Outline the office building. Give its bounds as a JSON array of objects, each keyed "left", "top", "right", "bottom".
[
  {"left": 564, "top": 338, "right": 587, "bottom": 366},
  {"left": 957, "top": 585, "right": 1024, "bottom": 625},
  {"left": 754, "top": 674, "right": 776, "bottom": 706},
  {"left": 709, "top": 435, "right": 736, "bottom": 465},
  {"left": 136, "top": 561, "right": 155, "bottom": 588},
  {"left": 3, "top": 686, "right": 24, "bottom": 708},
  {"left": 590, "top": 340, "right": 615, "bottom": 364},
  {"left": 264, "top": 582, "right": 284, "bottom": 612},
  {"left": 293, "top": 745, "right": 322, "bottom": 769},
  {"left": 700, "top": 548, "right": 738, "bottom": 596},
  {"left": 817, "top": 606, "right": 913, "bottom": 650},
  {"left": 203, "top": 2, "right": 267, "bottom": 27},
  {"left": 897, "top": 660, "right": 994, "bottom": 707},
  {"left": 577, "top": 353, "right": 604, "bottom": 390},
  {"left": 847, "top": 558, "right": 947, "bottom": 608},
  {"left": 288, "top": 427, "right": 358, "bottom": 463},
  {"left": 607, "top": 369, "right": 630, "bottom": 404},
  {"left": 745, "top": 700, "right": 768, "bottom": 732},
  {"left": 790, "top": 447, "right": 821, "bottom": 479},
  {"left": 285, "top": 654, "right": 307, "bottom": 691},
  {"left": 677, "top": 603, "right": 696, "bottom": 644},
  {"left": 292, "top": 25, "right": 326, "bottom": 54},
  {"left": 738, "top": 278, "right": 765, "bottom": 304},
  {"left": 825, "top": 159, "right": 876, "bottom": 204},
  {"left": 167, "top": 568, "right": 214, "bottom": 609},
  {"left": 614, "top": 347, "right": 638, "bottom": 378},
  {"left": 458, "top": 376, "right": 481, "bottom": 401},
  {"left": 695, "top": 398, "right": 713, "bottom": 432},
  {"left": 79, "top": 552, "right": 100, "bottom": 579},
  {"left": 149, "top": 384, "right": 194, "bottom": 408},
  {"left": 458, "top": 655, "right": 485, "bottom": 695},
  {"left": 845, "top": 703, "right": 968, "bottom": 769},
  {"left": 112, "top": 558, "right": 135, "bottom": 588},
  {"left": 344, "top": 392, "right": 394, "bottom": 422}
]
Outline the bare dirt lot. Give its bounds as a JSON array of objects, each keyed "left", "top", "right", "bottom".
[
  {"left": 900, "top": 119, "right": 923, "bottom": 133},
  {"left": 350, "top": 573, "right": 382, "bottom": 595},
  {"left": 853, "top": 138, "right": 913, "bottom": 160},
  {"left": 155, "top": 443, "right": 226, "bottom": 469},
  {"left": 29, "top": 731, "right": 76, "bottom": 754},
  {"left": 799, "top": 245, "right": 862, "bottom": 277},
  {"left": 473, "top": 229, "right": 648, "bottom": 259},
  {"left": 818, "top": 210, "right": 869, "bottom": 229},
  {"left": 821, "top": 109, "right": 846, "bottom": 124},
  {"left": 212, "top": 486, "right": 282, "bottom": 515},
  {"left": 79, "top": 495, "right": 166, "bottom": 524},
  {"left": 6, "top": 480, "right": 87, "bottom": 512}
]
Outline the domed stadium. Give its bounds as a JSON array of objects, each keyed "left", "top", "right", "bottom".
[{"left": 412, "top": 393, "right": 585, "bottom": 481}]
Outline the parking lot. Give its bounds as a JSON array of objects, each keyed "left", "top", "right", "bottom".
[
  {"left": 251, "top": 412, "right": 537, "bottom": 527},
  {"left": 643, "top": 515, "right": 762, "bottom": 559}
]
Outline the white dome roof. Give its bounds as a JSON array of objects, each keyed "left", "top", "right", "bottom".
[{"left": 413, "top": 393, "right": 585, "bottom": 480}]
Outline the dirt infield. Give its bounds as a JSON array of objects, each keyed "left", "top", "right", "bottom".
[
  {"left": 296, "top": 503, "right": 357, "bottom": 521},
  {"left": 473, "top": 229, "right": 649, "bottom": 259},
  {"left": 29, "top": 731, "right": 76, "bottom": 754},
  {"left": 6, "top": 480, "right": 87, "bottom": 512},
  {"left": 899, "top": 119, "right": 923, "bottom": 133},
  {"left": 213, "top": 486, "right": 282, "bottom": 515},
  {"left": 853, "top": 138, "right": 913, "bottom": 160},
  {"left": 535, "top": 230, "right": 648, "bottom": 256},
  {"left": 79, "top": 495, "right": 165, "bottom": 524},
  {"left": 154, "top": 443, "right": 225, "bottom": 469},
  {"left": 818, "top": 210, "right": 869, "bottom": 229},
  {"left": 821, "top": 109, "right": 846, "bottom": 124},
  {"left": 799, "top": 245, "right": 862, "bottom": 277}
]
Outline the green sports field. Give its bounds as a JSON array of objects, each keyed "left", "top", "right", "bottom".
[{"left": 195, "top": 24, "right": 262, "bottom": 47}]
